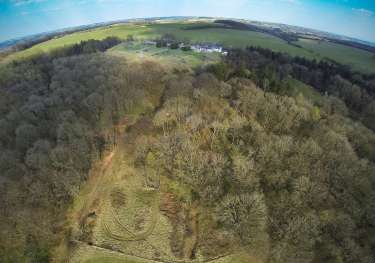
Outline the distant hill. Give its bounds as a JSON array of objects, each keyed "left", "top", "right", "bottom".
[
  {"left": 2, "top": 16, "right": 374, "bottom": 52},
  {"left": 1, "top": 17, "right": 375, "bottom": 74}
]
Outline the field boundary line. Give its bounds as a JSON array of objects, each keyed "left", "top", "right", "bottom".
[{"left": 72, "top": 240, "right": 233, "bottom": 263}]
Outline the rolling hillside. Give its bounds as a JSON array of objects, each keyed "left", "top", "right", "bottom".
[
  {"left": 2, "top": 20, "right": 375, "bottom": 74},
  {"left": 1, "top": 18, "right": 375, "bottom": 263}
]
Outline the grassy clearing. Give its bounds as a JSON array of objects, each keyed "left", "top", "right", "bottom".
[
  {"left": 66, "top": 115, "right": 175, "bottom": 262},
  {"left": 70, "top": 242, "right": 160, "bottom": 263},
  {"left": 297, "top": 38, "right": 375, "bottom": 74},
  {"left": 68, "top": 138, "right": 254, "bottom": 262},
  {"left": 66, "top": 112, "right": 249, "bottom": 262},
  {"left": 71, "top": 242, "right": 251, "bottom": 263},
  {"left": 287, "top": 78, "right": 323, "bottom": 105},
  {"left": 109, "top": 42, "right": 221, "bottom": 68}
]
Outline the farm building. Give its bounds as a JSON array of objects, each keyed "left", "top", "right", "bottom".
[
  {"left": 191, "top": 44, "right": 224, "bottom": 53},
  {"left": 144, "top": 40, "right": 157, "bottom": 45}
]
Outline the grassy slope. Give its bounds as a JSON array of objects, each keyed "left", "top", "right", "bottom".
[
  {"left": 148, "top": 23, "right": 314, "bottom": 57},
  {"left": 297, "top": 38, "right": 375, "bottom": 74},
  {"left": 1, "top": 23, "right": 155, "bottom": 62},
  {"left": 3, "top": 21, "right": 375, "bottom": 73},
  {"left": 4, "top": 22, "right": 310, "bottom": 61}
]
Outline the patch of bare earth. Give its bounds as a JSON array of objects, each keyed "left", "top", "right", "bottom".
[{"left": 159, "top": 193, "right": 200, "bottom": 260}]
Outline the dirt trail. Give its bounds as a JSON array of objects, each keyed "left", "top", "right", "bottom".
[
  {"left": 77, "top": 116, "right": 154, "bottom": 224},
  {"left": 76, "top": 148, "right": 115, "bottom": 227},
  {"left": 183, "top": 204, "right": 199, "bottom": 260},
  {"left": 102, "top": 151, "right": 115, "bottom": 171},
  {"left": 78, "top": 115, "right": 151, "bottom": 211}
]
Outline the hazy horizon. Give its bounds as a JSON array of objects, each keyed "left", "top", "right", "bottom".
[
  {"left": 0, "top": 0, "right": 375, "bottom": 43},
  {"left": 1, "top": 15, "right": 375, "bottom": 46}
]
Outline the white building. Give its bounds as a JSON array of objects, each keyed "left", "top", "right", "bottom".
[
  {"left": 144, "top": 40, "right": 157, "bottom": 45},
  {"left": 191, "top": 44, "right": 224, "bottom": 53}
]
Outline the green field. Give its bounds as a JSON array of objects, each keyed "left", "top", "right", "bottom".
[
  {"left": 2, "top": 23, "right": 155, "bottom": 62},
  {"left": 2, "top": 21, "right": 375, "bottom": 73},
  {"left": 4, "top": 22, "right": 312, "bottom": 62},
  {"left": 149, "top": 23, "right": 314, "bottom": 57},
  {"left": 297, "top": 38, "right": 375, "bottom": 74}
]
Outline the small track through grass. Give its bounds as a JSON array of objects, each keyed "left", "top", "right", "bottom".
[
  {"left": 67, "top": 99, "right": 239, "bottom": 262},
  {"left": 73, "top": 240, "right": 234, "bottom": 263},
  {"left": 102, "top": 190, "right": 159, "bottom": 242}
]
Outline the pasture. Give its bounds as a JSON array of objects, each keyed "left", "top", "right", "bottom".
[
  {"left": 297, "top": 38, "right": 375, "bottom": 74},
  {"left": 148, "top": 23, "right": 313, "bottom": 57}
]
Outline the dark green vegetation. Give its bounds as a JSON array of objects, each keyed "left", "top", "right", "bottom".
[
  {"left": 224, "top": 47, "right": 375, "bottom": 134},
  {"left": 213, "top": 20, "right": 299, "bottom": 43},
  {"left": 0, "top": 39, "right": 164, "bottom": 262},
  {"left": 133, "top": 49, "right": 375, "bottom": 263},
  {"left": 213, "top": 19, "right": 375, "bottom": 54},
  {"left": 0, "top": 34, "right": 375, "bottom": 263}
]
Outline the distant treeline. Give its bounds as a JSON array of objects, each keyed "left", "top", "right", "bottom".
[
  {"left": 219, "top": 47, "right": 375, "bottom": 132},
  {"left": 214, "top": 20, "right": 299, "bottom": 43},
  {"left": 9, "top": 24, "right": 118, "bottom": 53},
  {"left": 11, "top": 37, "right": 122, "bottom": 62},
  {"left": 325, "top": 38, "right": 375, "bottom": 54},
  {"left": 214, "top": 20, "right": 375, "bottom": 54},
  {"left": 50, "top": 37, "right": 121, "bottom": 57},
  {"left": 242, "top": 46, "right": 375, "bottom": 93},
  {"left": 13, "top": 34, "right": 60, "bottom": 51}
]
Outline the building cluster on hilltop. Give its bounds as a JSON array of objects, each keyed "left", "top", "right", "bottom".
[
  {"left": 144, "top": 39, "right": 227, "bottom": 55},
  {"left": 191, "top": 44, "right": 227, "bottom": 54}
]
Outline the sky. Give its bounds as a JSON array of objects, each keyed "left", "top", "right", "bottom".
[{"left": 0, "top": 0, "right": 375, "bottom": 43}]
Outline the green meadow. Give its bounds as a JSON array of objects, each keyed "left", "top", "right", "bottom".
[
  {"left": 297, "top": 38, "right": 375, "bottom": 74},
  {"left": 148, "top": 23, "right": 313, "bottom": 56},
  {"left": 1, "top": 23, "right": 155, "bottom": 62}
]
